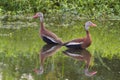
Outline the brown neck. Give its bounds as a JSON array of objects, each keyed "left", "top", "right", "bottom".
[
  {"left": 40, "top": 21, "right": 45, "bottom": 31},
  {"left": 86, "top": 30, "right": 91, "bottom": 39}
]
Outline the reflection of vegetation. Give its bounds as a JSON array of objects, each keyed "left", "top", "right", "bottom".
[
  {"left": 0, "top": 0, "right": 120, "bottom": 19},
  {"left": 0, "top": 20, "right": 120, "bottom": 58},
  {"left": 94, "top": 57, "right": 120, "bottom": 80},
  {"left": 0, "top": 52, "right": 39, "bottom": 80},
  {"left": 0, "top": 51, "right": 120, "bottom": 80}
]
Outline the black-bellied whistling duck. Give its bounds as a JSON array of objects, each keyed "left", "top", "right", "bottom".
[
  {"left": 63, "top": 48, "right": 97, "bottom": 77},
  {"left": 33, "top": 12, "right": 63, "bottom": 44},
  {"left": 63, "top": 21, "right": 97, "bottom": 49},
  {"left": 34, "top": 44, "right": 61, "bottom": 75}
]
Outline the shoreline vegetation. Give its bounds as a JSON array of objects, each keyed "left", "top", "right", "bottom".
[{"left": 0, "top": 0, "right": 120, "bottom": 21}]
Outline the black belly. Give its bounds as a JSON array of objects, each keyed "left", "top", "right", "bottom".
[
  {"left": 65, "top": 44, "right": 83, "bottom": 49},
  {"left": 42, "top": 36, "right": 58, "bottom": 44}
]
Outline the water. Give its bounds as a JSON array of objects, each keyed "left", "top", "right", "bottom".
[{"left": 0, "top": 15, "right": 120, "bottom": 80}]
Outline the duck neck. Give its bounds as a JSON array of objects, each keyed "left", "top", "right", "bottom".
[
  {"left": 86, "top": 30, "right": 91, "bottom": 39},
  {"left": 40, "top": 18, "right": 45, "bottom": 31}
]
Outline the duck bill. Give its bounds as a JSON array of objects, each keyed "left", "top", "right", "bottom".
[
  {"left": 33, "top": 15, "right": 38, "bottom": 18},
  {"left": 91, "top": 23, "right": 97, "bottom": 27}
]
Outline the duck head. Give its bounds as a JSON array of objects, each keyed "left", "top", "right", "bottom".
[
  {"left": 85, "top": 21, "right": 97, "bottom": 31},
  {"left": 33, "top": 12, "right": 44, "bottom": 22}
]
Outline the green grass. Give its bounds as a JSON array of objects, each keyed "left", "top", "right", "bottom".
[{"left": 0, "top": 20, "right": 120, "bottom": 58}]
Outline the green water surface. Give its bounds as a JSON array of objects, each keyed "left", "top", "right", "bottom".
[{"left": 0, "top": 16, "right": 120, "bottom": 80}]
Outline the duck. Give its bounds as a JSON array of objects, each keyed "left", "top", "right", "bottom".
[
  {"left": 63, "top": 21, "right": 97, "bottom": 49},
  {"left": 33, "top": 12, "right": 63, "bottom": 45},
  {"left": 63, "top": 48, "right": 97, "bottom": 77},
  {"left": 34, "top": 44, "right": 61, "bottom": 75}
]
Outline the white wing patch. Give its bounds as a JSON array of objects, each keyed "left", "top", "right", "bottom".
[
  {"left": 66, "top": 52, "right": 83, "bottom": 57},
  {"left": 66, "top": 42, "right": 83, "bottom": 46},
  {"left": 46, "top": 46, "right": 56, "bottom": 52},
  {"left": 43, "top": 35, "right": 58, "bottom": 43},
  {"left": 42, "top": 46, "right": 56, "bottom": 54}
]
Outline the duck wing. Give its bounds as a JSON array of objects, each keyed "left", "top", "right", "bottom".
[
  {"left": 41, "top": 29, "right": 62, "bottom": 44},
  {"left": 64, "top": 38, "right": 84, "bottom": 49}
]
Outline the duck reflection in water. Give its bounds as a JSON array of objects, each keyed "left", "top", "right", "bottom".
[
  {"left": 63, "top": 48, "right": 97, "bottom": 77},
  {"left": 34, "top": 44, "right": 61, "bottom": 75}
]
